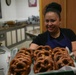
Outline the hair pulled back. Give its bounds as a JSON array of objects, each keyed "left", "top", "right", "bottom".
[{"left": 44, "top": 2, "right": 62, "bottom": 19}]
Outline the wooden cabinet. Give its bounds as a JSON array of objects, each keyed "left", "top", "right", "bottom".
[{"left": 39, "top": 0, "right": 76, "bottom": 34}]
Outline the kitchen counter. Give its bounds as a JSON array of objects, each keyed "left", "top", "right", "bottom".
[
  {"left": 26, "top": 28, "right": 40, "bottom": 39},
  {"left": 0, "top": 24, "right": 26, "bottom": 31}
]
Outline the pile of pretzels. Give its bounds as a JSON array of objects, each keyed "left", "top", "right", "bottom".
[
  {"left": 8, "top": 48, "right": 33, "bottom": 75},
  {"left": 8, "top": 46, "right": 75, "bottom": 75},
  {"left": 33, "top": 46, "right": 75, "bottom": 73}
]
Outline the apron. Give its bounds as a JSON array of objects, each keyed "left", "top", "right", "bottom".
[{"left": 46, "top": 32, "right": 72, "bottom": 52}]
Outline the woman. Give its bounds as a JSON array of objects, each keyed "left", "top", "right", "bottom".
[{"left": 29, "top": 2, "right": 76, "bottom": 57}]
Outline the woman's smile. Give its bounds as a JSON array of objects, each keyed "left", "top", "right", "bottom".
[{"left": 45, "top": 12, "right": 61, "bottom": 32}]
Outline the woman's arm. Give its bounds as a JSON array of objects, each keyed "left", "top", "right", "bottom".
[
  {"left": 29, "top": 43, "right": 39, "bottom": 50},
  {"left": 72, "top": 41, "right": 76, "bottom": 58}
]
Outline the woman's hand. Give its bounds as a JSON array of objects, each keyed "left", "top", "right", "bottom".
[
  {"left": 29, "top": 43, "right": 39, "bottom": 50},
  {"left": 73, "top": 50, "right": 76, "bottom": 60},
  {"left": 72, "top": 41, "right": 76, "bottom": 61}
]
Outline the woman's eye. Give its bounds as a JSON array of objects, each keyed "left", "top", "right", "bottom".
[
  {"left": 45, "top": 19, "right": 56, "bottom": 23},
  {"left": 50, "top": 19, "right": 56, "bottom": 22},
  {"left": 45, "top": 19, "right": 49, "bottom": 22}
]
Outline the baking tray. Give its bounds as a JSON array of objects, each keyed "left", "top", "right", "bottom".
[{"left": 29, "top": 63, "right": 76, "bottom": 75}]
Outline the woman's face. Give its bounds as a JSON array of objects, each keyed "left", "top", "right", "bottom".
[{"left": 44, "top": 11, "right": 61, "bottom": 33}]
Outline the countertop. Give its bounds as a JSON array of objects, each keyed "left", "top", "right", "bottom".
[
  {"left": 26, "top": 28, "right": 40, "bottom": 37},
  {"left": 0, "top": 24, "right": 27, "bottom": 31}
]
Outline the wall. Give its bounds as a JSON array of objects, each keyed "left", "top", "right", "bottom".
[
  {"left": 0, "top": 0, "right": 39, "bottom": 22},
  {"left": 16, "top": 0, "right": 39, "bottom": 20},
  {"left": 0, "top": 0, "right": 16, "bottom": 22}
]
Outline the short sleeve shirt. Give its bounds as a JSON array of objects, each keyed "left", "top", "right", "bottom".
[{"left": 31, "top": 28, "right": 76, "bottom": 46}]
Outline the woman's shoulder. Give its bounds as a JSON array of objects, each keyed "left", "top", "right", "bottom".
[
  {"left": 38, "top": 31, "right": 48, "bottom": 37},
  {"left": 32, "top": 31, "right": 48, "bottom": 45},
  {"left": 60, "top": 28, "right": 76, "bottom": 41},
  {"left": 61, "top": 28, "right": 72, "bottom": 31},
  {"left": 60, "top": 28, "right": 74, "bottom": 33}
]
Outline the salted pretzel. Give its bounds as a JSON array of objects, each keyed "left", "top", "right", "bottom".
[
  {"left": 53, "top": 52, "right": 69, "bottom": 61},
  {"left": 55, "top": 55, "right": 75, "bottom": 70},
  {"left": 53, "top": 47, "right": 69, "bottom": 54},
  {"left": 36, "top": 50, "right": 52, "bottom": 58},
  {"left": 9, "top": 56, "right": 32, "bottom": 75},
  {"left": 15, "top": 53, "right": 29, "bottom": 58},
  {"left": 52, "top": 47, "right": 69, "bottom": 55},
  {"left": 33, "top": 50, "right": 40, "bottom": 61},
  {"left": 33, "top": 56, "right": 54, "bottom": 73},
  {"left": 9, "top": 67, "right": 30, "bottom": 75},
  {"left": 36, "top": 45, "right": 52, "bottom": 51},
  {"left": 18, "top": 48, "right": 33, "bottom": 57}
]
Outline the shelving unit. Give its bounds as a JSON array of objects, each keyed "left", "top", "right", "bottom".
[{"left": 0, "top": 25, "right": 26, "bottom": 48}]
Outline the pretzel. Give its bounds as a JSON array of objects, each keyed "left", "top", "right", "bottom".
[
  {"left": 52, "top": 47, "right": 68, "bottom": 55},
  {"left": 18, "top": 48, "right": 33, "bottom": 57},
  {"left": 33, "top": 50, "right": 40, "bottom": 61},
  {"left": 9, "top": 67, "right": 30, "bottom": 75},
  {"left": 53, "top": 52, "right": 69, "bottom": 61},
  {"left": 33, "top": 56, "right": 54, "bottom": 73},
  {"left": 37, "top": 50, "right": 52, "bottom": 58},
  {"left": 9, "top": 55, "right": 32, "bottom": 75},
  {"left": 36, "top": 45, "right": 52, "bottom": 51},
  {"left": 55, "top": 55, "right": 75, "bottom": 70}
]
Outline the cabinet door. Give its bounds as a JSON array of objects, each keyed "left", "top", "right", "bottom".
[
  {"left": 11, "top": 30, "right": 16, "bottom": 44},
  {"left": 21, "top": 28, "right": 25, "bottom": 40},
  {"left": 6, "top": 31, "right": 12, "bottom": 46},
  {"left": 17, "top": 29, "right": 21, "bottom": 42}
]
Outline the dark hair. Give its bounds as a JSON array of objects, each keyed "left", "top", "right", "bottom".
[{"left": 44, "top": 2, "right": 62, "bottom": 19}]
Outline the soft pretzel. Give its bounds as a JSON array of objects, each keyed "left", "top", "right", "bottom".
[
  {"left": 55, "top": 55, "right": 75, "bottom": 70},
  {"left": 18, "top": 48, "right": 33, "bottom": 57},
  {"left": 53, "top": 52, "right": 69, "bottom": 61},
  {"left": 33, "top": 56, "right": 54, "bottom": 73},
  {"left": 9, "top": 56, "right": 32, "bottom": 75},
  {"left": 33, "top": 50, "right": 40, "bottom": 61},
  {"left": 52, "top": 47, "right": 68, "bottom": 55},
  {"left": 36, "top": 45, "right": 52, "bottom": 51},
  {"left": 37, "top": 50, "right": 52, "bottom": 58},
  {"left": 9, "top": 67, "right": 30, "bottom": 75}
]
